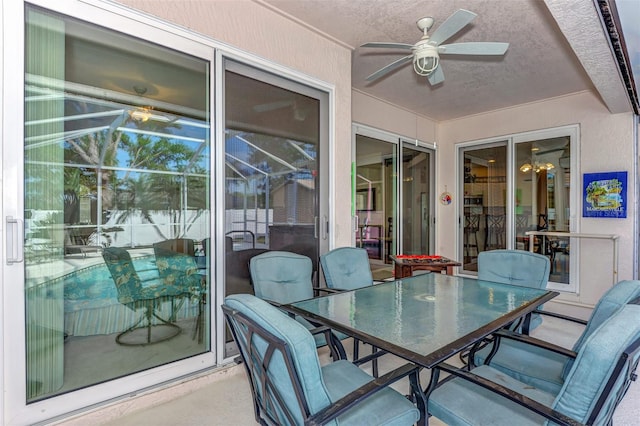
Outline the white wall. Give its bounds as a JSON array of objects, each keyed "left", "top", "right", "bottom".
[
  {"left": 352, "top": 89, "right": 438, "bottom": 143},
  {"left": 117, "top": 0, "right": 354, "bottom": 245}
]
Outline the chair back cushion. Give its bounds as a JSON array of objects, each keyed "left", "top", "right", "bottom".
[
  {"left": 553, "top": 303, "right": 640, "bottom": 424},
  {"left": 573, "top": 280, "right": 640, "bottom": 352},
  {"left": 250, "top": 251, "right": 314, "bottom": 304},
  {"left": 478, "top": 249, "right": 550, "bottom": 288},
  {"left": 102, "top": 247, "right": 143, "bottom": 304},
  {"left": 153, "top": 246, "right": 202, "bottom": 293},
  {"left": 223, "top": 293, "right": 332, "bottom": 424},
  {"left": 320, "top": 247, "right": 374, "bottom": 290},
  {"left": 560, "top": 279, "right": 640, "bottom": 378},
  {"left": 153, "top": 238, "right": 195, "bottom": 256}
]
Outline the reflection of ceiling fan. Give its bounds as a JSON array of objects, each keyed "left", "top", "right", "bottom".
[
  {"left": 253, "top": 100, "right": 307, "bottom": 121},
  {"left": 360, "top": 9, "right": 509, "bottom": 85}
]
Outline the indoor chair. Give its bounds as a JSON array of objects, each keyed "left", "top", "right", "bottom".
[
  {"left": 426, "top": 300, "right": 640, "bottom": 426},
  {"left": 152, "top": 238, "right": 195, "bottom": 256},
  {"left": 471, "top": 279, "right": 640, "bottom": 394},
  {"left": 102, "top": 247, "right": 193, "bottom": 345},
  {"left": 250, "top": 251, "right": 344, "bottom": 358},
  {"left": 320, "top": 246, "right": 383, "bottom": 376},
  {"left": 222, "top": 293, "right": 424, "bottom": 426},
  {"left": 478, "top": 249, "right": 550, "bottom": 332}
]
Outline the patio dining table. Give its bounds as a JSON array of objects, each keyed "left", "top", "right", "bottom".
[{"left": 286, "top": 272, "right": 558, "bottom": 370}]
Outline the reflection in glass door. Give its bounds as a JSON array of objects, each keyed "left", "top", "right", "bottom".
[
  {"left": 355, "top": 134, "right": 397, "bottom": 279},
  {"left": 460, "top": 143, "right": 507, "bottom": 272},
  {"left": 401, "top": 144, "right": 434, "bottom": 255},
  {"left": 515, "top": 137, "right": 571, "bottom": 284},
  {"left": 22, "top": 6, "right": 210, "bottom": 402},
  {"left": 223, "top": 61, "right": 327, "bottom": 356}
]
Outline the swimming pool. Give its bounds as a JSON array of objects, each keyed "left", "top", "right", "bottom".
[{"left": 28, "top": 254, "right": 202, "bottom": 337}]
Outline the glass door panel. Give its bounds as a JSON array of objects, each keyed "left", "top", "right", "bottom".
[
  {"left": 355, "top": 134, "right": 397, "bottom": 279},
  {"left": 24, "top": 6, "right": 210, "bottom": 402},
  {"left": 223, "top": 63, "right": 326, "bottom": 356},
  {"left": 515, "top": 137, "right": 571, "bottom": 284},
  {"left": 401, "top": 144, "right": 434, "bottom": 255},
  {"left": 460, "top": 143, "right": 507, "bottom": 272}
]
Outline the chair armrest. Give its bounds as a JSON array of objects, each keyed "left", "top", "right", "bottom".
[
  {"left": 492, "top": 329, "right": 577, "bottom": 358},
  {"left": 305, "top": 362, "right": 423, "bottom": 426},
  {"left": 315, "top": 287, "right": 341, "bottom": 295},
  {"left": 535, "top": 309, "right": 588, "bottom": 326},
  {"left": 431, "top": 362, "right": 583, "bottom": 426}
]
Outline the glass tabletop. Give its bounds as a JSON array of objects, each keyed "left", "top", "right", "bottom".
[{"left": 289, "top": 273, "right": 558, "bottom": 368}]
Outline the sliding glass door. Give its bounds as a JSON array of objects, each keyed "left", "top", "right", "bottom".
[
  {"left": 460, "top": 143, "right": 508, "bottom": 271},
  {"left": 401, "top": 142, "right": 435, "bottom": 256},
  {"left": 4, "top": 3, "right": 214, "bottom": 422},
  {"left": 353, "top": 127, "right": 435, "bottom": 278},
  {"left": 458, "top": 127, "right": 577, "bottom": 291},
  {"left": 223, "top": 61, "right": 329, "bottom": 355},
  {"left": 355, "top": 134, "right": 396, "bottom": 271}
]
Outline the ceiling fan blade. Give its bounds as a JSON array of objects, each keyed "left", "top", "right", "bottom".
[
  {"left": 439, "top": 42, "right": 509, "bottom": 55},
  {"left": 427, "top": 65, "right": 445, "bottom": 85},
  {"left": 366, "top": 54, "right": 413, "bottom": 81},
  {"left": 429, "top": 9, "right": 477, "bottom": 46},
  {"left": 361, "top": 42, "right": 413, "bottom": 50},
  {"left": 253, "top": 100, "right": 293, "bottom": 113}
]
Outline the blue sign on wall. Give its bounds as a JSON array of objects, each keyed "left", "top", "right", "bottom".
[{"left": 583, "top": 171, "right": 627, "bottom": 218}]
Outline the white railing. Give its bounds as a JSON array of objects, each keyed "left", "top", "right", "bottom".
[{"left": 525, "top": 231, "right": 619, "bottom": 285}]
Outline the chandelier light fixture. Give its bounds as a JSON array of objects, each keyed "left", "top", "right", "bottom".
[{"left": 520, "top": 161, "right": 555, "bottom": 173}]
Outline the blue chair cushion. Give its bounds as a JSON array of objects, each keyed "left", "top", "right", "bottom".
[
  {"left": 321, "top": 360, "right": 419, "bottom": 425},
  {"left": 224, "top": 294, "right": 332, "bottom": 422},
  {"left": 250, "top": 251, "right": 338, "bottom": 347},
  {"left": 320, "top": 247, "right": 373, "bottom": 290},
  {"left": 478, "top": 250, "right": 550, "bottom": 288},
  {"left": 155, "top": 249, "right": 202, "bottom": 293},
  {"left": 552, "top": 304, "right": 640, "bottom": 424},
  {"left": 103, "top": 247, "right": 188, "bottom": 304},
  {"left": 474, "top": 280, "right": 640, "bottom": 393},
  {"left": 478, "top": 249, "right": 550, "bottom": 331},
  {"left": 428, "top": 364, "right": 553, "bottom": 425},
  {"left": 430, "top": 303, "right": 640, "bottom": 426},
  {"left": 250, "top": 251, "right": 314, "bottom": 304}
]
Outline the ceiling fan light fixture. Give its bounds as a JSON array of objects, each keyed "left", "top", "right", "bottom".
[
  {"left": 128, "top": 107, "right": 172, "bottom": 123},
  {"left": 413, "top": 44, "right": 440, "bottom": 76}
]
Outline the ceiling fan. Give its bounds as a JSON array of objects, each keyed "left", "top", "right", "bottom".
[
  {"left": 253, "top": 100, "right": 308, "bottom": 121},
  {"left": 360, "top": 9, "right": 509, "bottom": 85}
]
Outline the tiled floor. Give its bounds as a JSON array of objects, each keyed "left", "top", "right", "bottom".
[{"left": 56, "top": 313, "right": 640, "bottom": 425}]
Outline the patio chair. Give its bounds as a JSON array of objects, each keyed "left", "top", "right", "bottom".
[
  {"left": 471, "top": 279, "right": 640, "bottom": 394},
  {"left": 102, "top": 247, "right": 194, "bottom": 345},
  {"left": 426, "top": 300, "right": 640, "bottom": 426},
  {"left": 478, "top": 249, "right": 550, "bottom": 332},
  {"left": 250, "top": 251, "right": 345, "bottom": 359},
  {"left": 320, "top": 246, "right": 382, "bottom": 376},
  {"left": 152, "top": 238, "right": 195, "bottom": 256},
  {"left": 222, "top": 293, "right": 424, "bottom": 426},
  {"left": 153, "top": 244, "right": 206, "bottom": 342}
]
